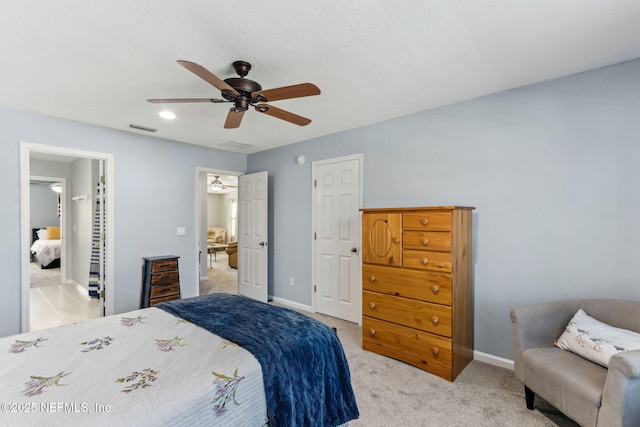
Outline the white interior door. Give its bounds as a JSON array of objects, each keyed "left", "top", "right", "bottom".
[
  {"left": 237, "top": 171, "right": 268, "bottom": 302},
  {"left": 313, "top": 154, "right": 362, "bottom": 323}
]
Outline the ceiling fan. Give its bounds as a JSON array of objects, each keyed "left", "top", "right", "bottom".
[
  {"left": 209, "top": 176, "right": 237, "bottom": 192},
  {"left": 148, "top": 60, "right": 321, "bottom": 129}
]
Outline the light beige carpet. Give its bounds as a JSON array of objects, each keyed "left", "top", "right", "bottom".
[{"left": 199, "top": 252, "right": 238, "bottom": 295}]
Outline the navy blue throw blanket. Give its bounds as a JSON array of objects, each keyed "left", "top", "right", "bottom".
[{"left": 157, "top": 293, "right": 359, "bottom": 427}]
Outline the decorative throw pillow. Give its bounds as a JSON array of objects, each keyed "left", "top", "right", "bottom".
[
  {"left": 46, "top": 226, "right": 61, "bottom": 240},
  {"left": 37, "top": 229, "right": 48, "bottom": 240},
  {"left": 555, "top": 309, "right": 640, "bottom": 367}
]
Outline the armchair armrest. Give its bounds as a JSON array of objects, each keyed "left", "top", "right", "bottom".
[
  {"left": 510, "top": 300, "right": 581, "bottom": 352},
  {"left": 598, "top": 350, "right": 640, "bottom": 427}
]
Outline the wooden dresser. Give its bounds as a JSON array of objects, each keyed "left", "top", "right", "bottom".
[
  {"left": 141, "top": 256, "right": 181, "bottom": 308},
  {"left": 361, "top": 206, "right": 474, "bottom": 381}
]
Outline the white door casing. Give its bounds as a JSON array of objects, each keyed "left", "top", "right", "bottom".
[
  {"left": 238, "top": 171, "right": 268, "bottom": 302},
  {"left": 20, "top": 142, "right": 115, "bottom": 332},
  {"left": 312, "top": 154, "right": 363, "bottom": 323}
]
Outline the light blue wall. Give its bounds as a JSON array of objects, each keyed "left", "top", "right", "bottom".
[
  {"left": 29, "top": 183, "right": 59, "bottom": 229},
  {"left": 248, "top": 59, "right": 640, "bottom": 360},
  {"left": 0, "top": 109, "right": 246, "bottom": 337}
]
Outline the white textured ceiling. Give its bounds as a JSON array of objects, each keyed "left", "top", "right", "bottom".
[{"left": 2, "top": 1, "right": 640, "bottom": 154}]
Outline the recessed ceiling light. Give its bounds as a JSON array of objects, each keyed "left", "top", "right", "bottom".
[{"left": 158, "top": 111, "right": 176, "bottom": 120}]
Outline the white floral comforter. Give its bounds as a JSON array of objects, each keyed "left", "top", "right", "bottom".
[
  {"left": 30, "top": 239, "right": 61, "bottom": 267},
  {"left": 0, "top": 307, "right": 267, "bottom": 426}
]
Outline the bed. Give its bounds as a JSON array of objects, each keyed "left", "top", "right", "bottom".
[
  {"left": 0, "top": 293, "right": 359, "bottom": 426},
  {"left": 30, "top": 227, "right": 61, "bottom": 269}
]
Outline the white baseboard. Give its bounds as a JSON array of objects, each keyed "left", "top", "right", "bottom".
[
  {"left": 67, "top": 279, "right": 92, "bottom": 300},
  {"left": 200, "top": 275, "right": 208, "bottom": 281},
  {"left": 271, "top": 296, "right": 313, "bottom": 313},
  {"left": 474, "top": 350, "right": 514, "bottom": 370}
]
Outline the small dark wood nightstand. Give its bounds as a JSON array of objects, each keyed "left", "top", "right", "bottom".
[{"left": 141, "top": 255, "right": 181, "bottom": 308}]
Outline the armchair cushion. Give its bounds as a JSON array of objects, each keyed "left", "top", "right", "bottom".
[
  {"left": 207, "top": 227, "right": 227, "bottom": 244},
  {"left": 555, "top": 309, "right": 640, "bottom": 368},
  {"left": 225, "top": 242, "right": 237, "bottom": 269}
]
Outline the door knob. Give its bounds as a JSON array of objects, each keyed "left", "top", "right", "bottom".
[
  {"left": 259, "top": 242, "right": 268, "bottom": 247},
  {"left": 350, "top": 247, "right": 358, "bottom": 254}
]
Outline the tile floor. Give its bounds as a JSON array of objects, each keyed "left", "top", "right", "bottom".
[{"left": 30, "top": 271, "right": 101, "bottom": 332}]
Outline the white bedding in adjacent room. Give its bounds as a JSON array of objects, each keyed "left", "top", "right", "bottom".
[{"left": 30, "top": 239, "right": 61, "bottom": 267}]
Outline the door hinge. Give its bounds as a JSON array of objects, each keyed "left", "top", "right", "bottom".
[
  {"left": 314, "top": 179, "right": 317, "bottom": 187},
  {"left": 100, "top": 290, "right": 105, "bottom": 299},
  {"left": 314, "top": 233, "right": 316, "bottom": 240},
  {"left": 314, "top": 285, "right": 316, "bottom": 293}
]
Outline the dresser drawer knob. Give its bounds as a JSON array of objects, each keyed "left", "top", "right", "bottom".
[
  {"left": 369, "top": 329, "right": 376, "bottom": 336},
  {"left": 421, "top": 218, "right": 429, "bottom": 226},
  {"left": 421, "top": 238, "right": 429, "bottom": 246},
  {"left": 431, "top": 285, "right": 439, "bottom": 294},
  {"left": 369, "top": 302, "right": 376, "bottom": 309},
  {"left": 393, "top": 236, "right": 400, "bottom": 244},
  {"left": 432, "top": 347, "right": 440, "bottom": 357},
  {"left": 431, "top": 316, "right": 439, "bottom": 325},
  {"left": 421, "top": 258, "right": 429, "bottom": 265},
  {"left": 369, "top": 276, "right": 376, "bottom": 283}
]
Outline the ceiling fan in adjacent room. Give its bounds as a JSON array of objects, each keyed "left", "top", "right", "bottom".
[
  {"left": 209, "top": 176, "right": 237, "bottom": 192},
  {"left": 148, "top": 60, "right": 321, "bottom": 129}
]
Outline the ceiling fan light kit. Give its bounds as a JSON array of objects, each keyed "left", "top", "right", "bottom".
[{"left": 148, "top": 60, "right": 320, "bottom": 129}]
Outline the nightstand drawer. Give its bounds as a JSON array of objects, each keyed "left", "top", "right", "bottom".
[
  {"left": 403, "top": 211, "right": 451, "bottom": 231},
  {"left": 403, "top": 250, "right": 451, "bottom": 272},
  {"left": 149, "top": 294, "right": 181, "bottom": 306},
  {"left": 151, "top": 259, "right": 178, "bottom": 272},
  {"left": 363, "top": 265, "right": 452, "bottom": 305},
  {"left": 150, "top": 283, "right": 180, "bottom": 298},
  {"left": 363, "top": 290, "right": 452, "bottom": 337},
  {"left": 151, "top": 271, "right": 179, "bottom": 285},
  {"left": 403, "top": 231, "right": 451, "bottom": 252}
]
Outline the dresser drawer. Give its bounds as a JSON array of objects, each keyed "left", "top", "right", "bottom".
[
  {"left": 403, "top": 231, "right": 451, "bottom": 252},
  {"left": 363, "top": 290, "right": 452, "bottom": 336},
  {"left": 403, "top": 211, "right": 451, "bottom": 231},
  {"left": 151, "top": 271, "right": 179, "bottom": 285},
  {"left": 363, "top": 316, "right": 452, "bottom": 367},
  {"left": 149, "top": 294, "right": 181, "bottom": 306},
  {"left": 403, "top": 250, "right": 451, "bottom": 272},
  {"left": 151, "top": 259, "right": 178, "bottom": 272},
  {"left": 363, "top": 265, "right": 452, "bottom": 305},
  {"left": 150, "top": 283, "right": 180, "bottom": 298}
]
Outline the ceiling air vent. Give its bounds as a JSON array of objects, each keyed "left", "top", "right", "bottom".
[
  {"left": 217, "top": 141, "right": 255, "bottom": 152},
  {"left": 128, "top": 123, "right": 157, "bottom": 133}
]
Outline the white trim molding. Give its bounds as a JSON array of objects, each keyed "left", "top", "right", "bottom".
[{"left": 473, "top": 350, "right": 514, "bottom": 370}]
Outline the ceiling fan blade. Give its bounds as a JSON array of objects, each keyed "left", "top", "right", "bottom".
[
  {"left": 147, "top": 98, "right": 228, "bottom": 103},
  {"left": 177, "top": 60, "right": 240, "bottom": 96},
  {"left": 252, "top": 83, "right": 320, "bottom": 102},
  {"left": 256, "top": 104, "right": 312, "bottom": 126},
  {"left": 224, "top": 109, "right": 245, "bottom": 129}
]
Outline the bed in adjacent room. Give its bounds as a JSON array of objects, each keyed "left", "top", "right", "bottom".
[
  {"left": 0, "top": 293, "right": 359, "bottom": 426},
  {"left": 30, "top": 227, "right": 61, "bottom": 269}
]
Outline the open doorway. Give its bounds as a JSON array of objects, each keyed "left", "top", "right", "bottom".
[
  {"left": 20, "top": 142, "right": 114, "bottom": 333},
  {"left": 196, "top": 170, "right": 239, "bottom": 295},
  {"left": 28, "top": 174, "right": 101, "bottom": 331}
]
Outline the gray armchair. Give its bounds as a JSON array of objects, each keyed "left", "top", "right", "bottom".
[{"left": 510, "top": 299, "right": 640, "bottom": 427}]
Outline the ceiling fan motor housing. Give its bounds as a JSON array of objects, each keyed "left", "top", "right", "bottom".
[{"left": 223, "top": 76, "right": 262, "bottom": 112}]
